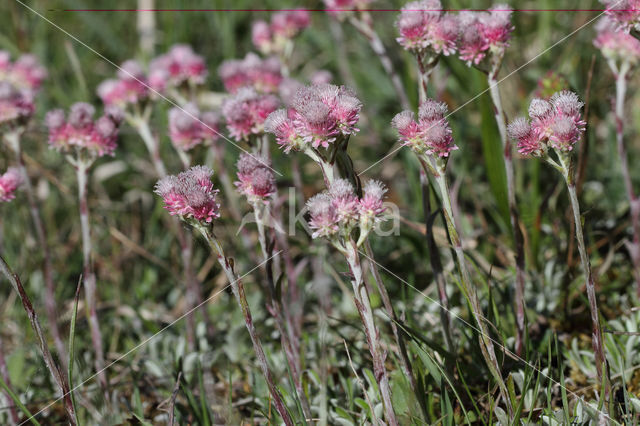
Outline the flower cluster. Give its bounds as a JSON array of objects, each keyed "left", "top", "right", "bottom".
[
  {"left": 601, "top": 0, "right": 640, "bottom": 32},
  {"left": 154, "top": 166, "right": 220, "bottom": 224},
  {"left": 235, "top": 152, "right": 277, "bottom": 203},
  {"left": 265, "top": 84, "right": 362, "bottom": 152},
  {"left": 0, "top": 167, "right": 22, "bottom": 202},
  {"left": 396, "top": 0, "right": 458, "bottom": 55},
  {"left": 97, "top": 60, "right": 149, "bottom": 107},
  {"left": 307, "top": 178, "right": 387, "bottom": 243},
  {"left": 222, "top": 87, "right": 280, "bottom": 141},
  {"left": 148, "top": 44, "right": 208, "bottom": 91},
  {"left": 392, "top": 99, "right": 457, "bottom": 158},
  {"left": 323, "top": 0, "right": 373, "bottom": 18},
  {"left": 594, "top": 17, "right": 640, "bottom": 64},
  {"left": 0, "top": 52, "right": 46, "bottom": 127},
  {"left": 0, "top": 51, "right": 47, "bottom": 92},
  {"left": 252, "top": 10, "right": 311, "bottom": 54},
  {"left": 507, "top": 90, "right": 586, "bottom": 156},
  {"left": 456, "top": 4, "right": 514, "bottom": 65},
  {"left": 168, "top": 103, "right": 220, "bottom": 151},
  {"left": 45, "top": 102, "right": 122, "bottom": 158},
  {"left": 0, "top": 82, "right": 35, "bottom": 127},
  {"left": 98, "top": 45, "right": 208, "bottom": 107},
  {"left": 218, "top": 53, "right": 283, "bottom": 94}
]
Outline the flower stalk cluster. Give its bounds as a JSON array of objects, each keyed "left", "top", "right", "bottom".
[
  {"left": 155, "top": 166, "right": 295, "bottom": 426},
  {"left": 508, "top": 91, "right": 610, "bottom": 394},
  {"left": 46, "top": 102, "right": 123, "bottom": 393},
  {"left": 252, "top": 9, "right": 310, "bottom": 65},
  {"left": 394, "top": 99, "right": 514, "bottom": 417}
]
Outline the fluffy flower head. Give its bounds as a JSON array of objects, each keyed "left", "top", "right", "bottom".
[
  {"left": 392, "top": 99, "right": 457, "bottom": 157},
  {"left": 0, "top": 167, "right": 22, "bottom": 202},
  {"left": 154, "top": 166, "right": 220, "bottom": 223},
  {"left": 594, "top": 16, "right": 640, "bottom": 64},
  {"left": 219, "top": 53, "right": 283, "bottom": 94},
  {"left": 222, "top": 87, "right": 280, "bottom": 141},
  {"left": 235, "top": 152, "right": 277, "bottom": 203}
]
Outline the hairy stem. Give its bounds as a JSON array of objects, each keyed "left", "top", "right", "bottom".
[
  {"left": 75, "top": 162, "right": 108, "bottom": 394},
  {"left": 199, "top": 228, "right": 294, "bottom": 426},
  {"left": 0, "top": 255, "right": 77, "bottom": 425},
  {"left": 429, "top": 159, "right": 513, "bottom": 417},
  {"left": 613, "top": 62, "right": 640, "bottom": 296},
  {"left": 559, "top": 154, "right": 610, "bottom": 396},
  {"left": 345, "top": 242, "right": 398, "bottom": 426},
  {"left": 4, "top": 131, "right": 67, "bottom": 367},
  {"left": 487, "top": 67, "right": 527, "bottom": 357},
  {"left": 253, "top": 203, "right": 313, "bottom": 420}
]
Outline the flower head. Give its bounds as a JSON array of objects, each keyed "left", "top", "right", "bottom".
[
  {"left": 0, "top": 167, "right": 22, "bottom": 202},
  {"left": 149, "top": 44, "right": 208, "bottom": 89},
  {"left": 594, "top": 16, "right": 640, "bottom": 64},
  {"left": 252, "top": 20, "right": 273, "bottom": 54},
  {"left": 154, "top": 165, "right": 220, "bottom": 223},
  {"left": 265, "top": 84, "right": 362, "bottom": 151},
  {"left": 396, "top": 1, "right": 458, "bottom": 55},
  {"left": 97, "top": 60, "right": 149, "bottom": 107},
  {"left": 9, "top": 54, "right": 47, "bottom": 92},
  {"left": 456, "top": 5, "right": 514, "bottom": 66},
  {"left": 46, "top": 102, "right": 121, "bottom": 157},
  {"left": 222, "top": 87, "right": 280, "bottom": 141},
  {"left": 508, "top": 90, "right": 586, "bottom": 156},
  {"left": 601, "top": 0, "right": 640, "bottom": 32},
  {"left": 235, "top": 152, "right": 276, "bottom": 203},
  {"left": 219, "top": 53, "right": 283, "bottom": 94},
  {"left": 0, "top": 82, "right": 35, "bottom": 127},
  {"left": 392, "top": 99, "right": 457, "bottom": 157},
  {"left": 307, "top": 178, "right": 388, "bottom": 243}
]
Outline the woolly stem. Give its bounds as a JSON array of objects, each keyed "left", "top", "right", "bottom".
[
  {"left": 613, "top": 62, "right": 640, "bottom": 297},
  {"left": 199, "top": 227, "right": 294, "bottom": 426},
  {"left": 253, "top": 203, "right": 313, "bottom": 421},
  {"left": 487, "top": 63, "right": 527, "bottom": 357},
  {"left": 0, "top": 255, "right": 77, "bottom": 425},
  {"left": 419, "top": 168, "right": 455, "bottom": 355},
  {"left": 344, "top": 241, "right": 398, "bottom": 426},
  {"left": 349, "top": 13, "right": 410, "bottom": 110},
  {"left": 429, "top": 158, "right": 513, "bottom": 417},
  {"left": 128, "top": 114, "right": 167, "bottom": 178},
  {"left": 75, "top": 161, "right": 108, "bottom": 394},
  {"left": 3, "top": 131, "right": 67, "bottom": 368},
  {"left": 557, "top": 152, "right": 610, "bottom": 396},
  {"left": 0, "top": 334, "right": 19, "bottom": 424}
]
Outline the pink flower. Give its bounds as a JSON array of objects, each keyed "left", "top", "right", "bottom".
[
  {"left": 601, "top": 0, "right": 640, "bottom": 32},
  {"left": 154, "top": 165, "right": 220, "bottom": 223},
  {"left": 0, "top": 167, "right": 22, "bottom": 202},
  {"left": 252, "top": 20, "right": 273, "bottom": 53},
  {"left": 271, "top": 10, "right": 311, "bottom": 39},
  {"left": 222, "top": 87, "right": 280, "bottom": 141},
  {"left": 218, "top": 53, "right": 283, "bottom": 94},
  {"left": 396, "top": 0, "right": 458, "bottom": 55},
  {"left": 45, "top": 102, "right": 121, "bottom": 157},
  {"left": 266, "top": 83, "right": 362, "bottom": 150},
  {"left": 11, "top": 54, "right": 47, "bottom": 92},
  {"left": 307, "top": 193, "right": 339, "bottom": 238},
  {"left": 509, "top": 90, "right": 586, "bottom": 156},
  {"left": 329, "top": 179, "right": 360, "bottom": 228},
  {"left": 0, "top": 82, "right": 35, "bottom": 127},
  {"left": 168, "top": 104, "right": 204, "bottom": 151},
  {"left": 150, "top": 44, "right": 208, "bottom": 88},
  {"left": 97, "top": 60, "right": 149, "bottom": 107},
  {"left": 594, "top": 17, "right": 640, "bottom": 64},
  {"left": 457, "top": 5, "right": 514, "bottom": 66},
  {"left": 264, "top": 108, "right": 305, "bottom": 152},
  {"left": 392, "top": 99, "right": 457, "bottom": 157},
  {"left": 507, "top": 117, "right": 545, "bottom": 156},
  {"left": 235, "top": 152, "right": 276, "bottom": 202},
  {"left": 307, "top": 178, "right": 388, "bottom": 241}
]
